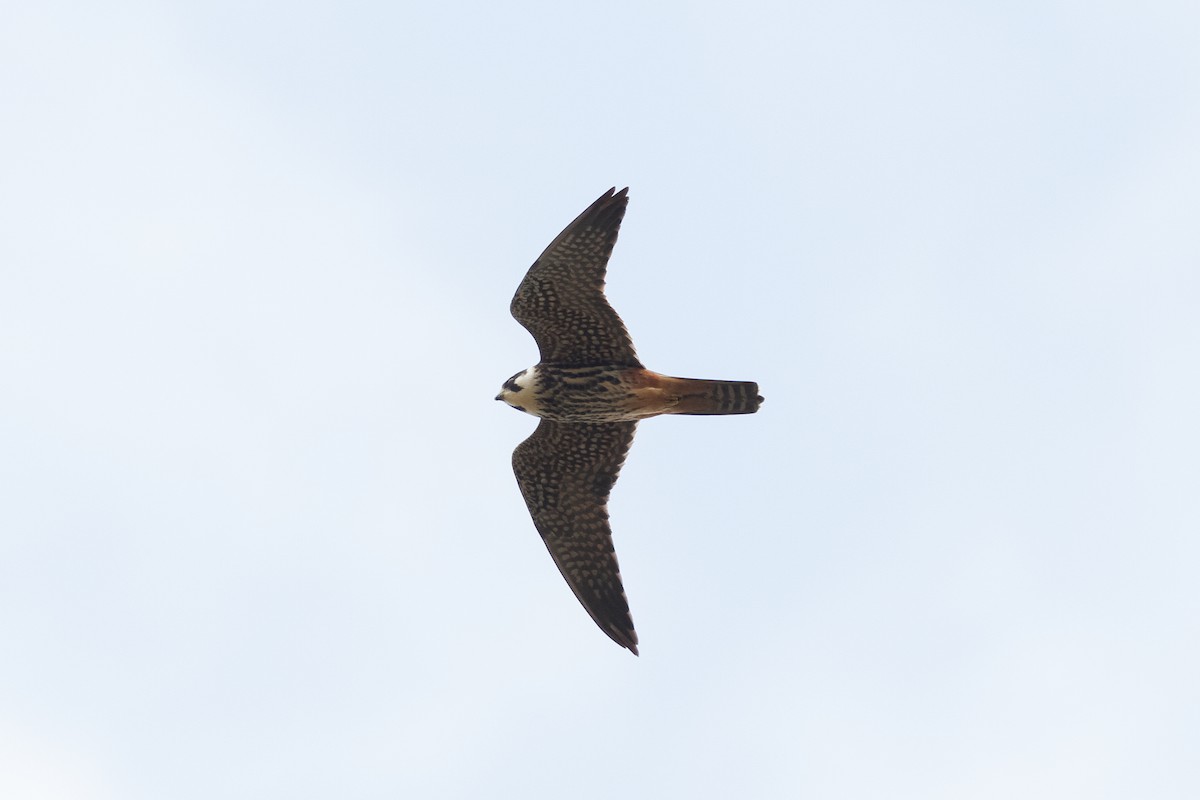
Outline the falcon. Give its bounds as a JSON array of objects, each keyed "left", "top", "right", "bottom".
[{"left": 497, "top": 187, "right": 762, "bottom": 655}]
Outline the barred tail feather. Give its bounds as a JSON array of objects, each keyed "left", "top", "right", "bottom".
[{"left": 666, "top": 377, "right": 763, "bottom": 415}]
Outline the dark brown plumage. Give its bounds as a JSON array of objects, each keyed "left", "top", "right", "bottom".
[
  {"left": 500, "top": 187, "right": 762, "bottom": 655},
  {"left": 512, "top": 419, "right": 638, "bottom": 653},
  {"left": 510, "top": 188, "right": 641, "bottom": 368}
]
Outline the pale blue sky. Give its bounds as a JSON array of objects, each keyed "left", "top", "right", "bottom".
[{"left": 2, "top": 2, "right": 1198, "bottom": 798}]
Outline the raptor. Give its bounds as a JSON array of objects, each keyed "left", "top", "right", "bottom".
[{"left": 498, "top": 187, "right": 762, "bottom": 654}]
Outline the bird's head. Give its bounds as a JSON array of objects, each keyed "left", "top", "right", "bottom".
[{"left": 495, "top": 368, "right": 540, "bottom": 415}]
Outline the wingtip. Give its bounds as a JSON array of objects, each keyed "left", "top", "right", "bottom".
[
  {"left": 600, "top": 186, "right": 629, "bottom": 204},
  {"left": 605, "top": 622, "right": 639, "bottom": 655},
  {"left": 616, "top": 629, "right": 639, "bottom": 656}
]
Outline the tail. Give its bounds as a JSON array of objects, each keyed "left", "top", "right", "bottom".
[{"left": 664, "top": 377, "right": 764, "bottom": 415}]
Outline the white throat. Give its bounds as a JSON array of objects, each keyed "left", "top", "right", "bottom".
[{"left": 500, "top": 366, "right": 542, "bottom": 415}]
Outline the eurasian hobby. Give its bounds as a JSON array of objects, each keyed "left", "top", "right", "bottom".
[{"left": 497, "top": 188, "right": 762, "bottom": 654}]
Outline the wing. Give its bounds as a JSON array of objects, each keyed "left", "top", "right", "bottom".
[
  {"left": 512, "top": 419, "right": 640, "bottom": 654},
  {"left": 510, "top": 188, "right": 642, "bottom": 368}
]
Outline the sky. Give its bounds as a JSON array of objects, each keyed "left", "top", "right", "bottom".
[{"left": 2, "top": 1, "right": 1199, "bottom": 798}]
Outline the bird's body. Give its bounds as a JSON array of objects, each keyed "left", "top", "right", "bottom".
[
  {"left": 498, "top": 188, "right": 762, "bottom": 655},
  {"left": 499, "top": 365, "right": 762, "bottom": 422}
]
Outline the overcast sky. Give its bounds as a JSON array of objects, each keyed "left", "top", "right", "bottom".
[{"left": 3, "top": 2, "right": 1199, "bottom": 798}]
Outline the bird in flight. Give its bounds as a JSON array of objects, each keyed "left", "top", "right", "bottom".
[{"left": 497, "top": 187, "right": 762, "bottom": 654}]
